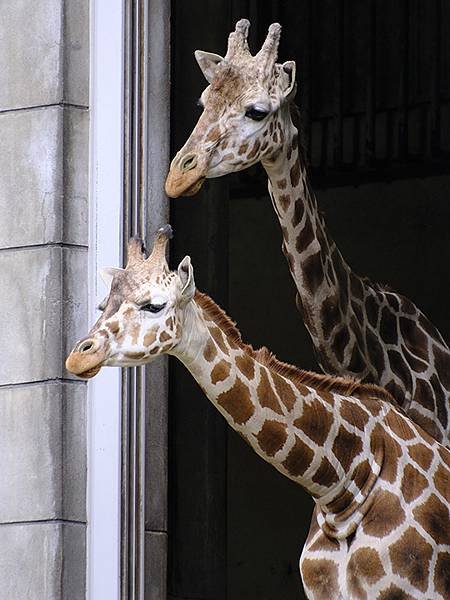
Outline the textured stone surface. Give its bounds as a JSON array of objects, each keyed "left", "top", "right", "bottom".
[
  {"left": 0, "top": 382, "right": 86, "bottom": 522},
  {"left": 0, "top": 522, "right": 85, "bottom": 600},
  {"left": 0, "top": 106, "right": 88, "bottom": 248},
  {"left": 0, "top": 246, "right": 87, "bottom": 385},
  {"left": 0, "top": 0, "right": 88, "bottom": 111}
]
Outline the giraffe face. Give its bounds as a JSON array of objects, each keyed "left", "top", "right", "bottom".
[
  {"left": 65, "top": 229, "right": 195, "bottom": 379},
  {"left": 165, "top": 20, "right": 296, "bottom": 198}
]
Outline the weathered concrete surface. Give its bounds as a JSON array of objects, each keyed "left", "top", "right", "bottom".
[
  {"left": 0, "top": 0, "right": 89, "bottom": 111},
  {"left": 0, "top": 522, "right": 85, "bottom": 600},
  {"left": 0, "top": 106, "right": 88, "bottom": 248},
  {"left": 0, "top": 382, "right": 86, "bottom": 523},
  {"left": 0, "top": 246, "right": 87, "bottom": 385}
]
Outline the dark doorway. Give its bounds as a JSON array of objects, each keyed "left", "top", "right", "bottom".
[{"left": 168, "top": 2, "right": 450, "bottom": 599}]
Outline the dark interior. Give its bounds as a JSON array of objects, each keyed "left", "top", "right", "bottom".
[{"left": 168, "top": 2, "right": 450, "bottom": 598}]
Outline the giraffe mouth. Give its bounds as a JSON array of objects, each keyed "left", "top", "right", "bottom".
[
  {"left": 183, "top": 177, "right": 206, "bottom": 196},
  {"left": 65, "top": 342, "right": 108, "bottom": 379},
  {"left": 165, "top": 156, "right": 207, "bottom": 198},
  {"left": 76, "top": 364, "right": 103, "bottom": 379}
]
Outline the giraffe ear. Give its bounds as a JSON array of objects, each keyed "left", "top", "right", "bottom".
[
  {"left": 99, "top": 266, "right": 124, "bottom": 289},
  {"left": 281, "top": 61, "right": 297, "bottom": 99},
  {"left": 177, "top": 256, "right": 196, "bottom": 303},
  {"left": 195, "top": 50, "right": 223, "bottom": 83}
]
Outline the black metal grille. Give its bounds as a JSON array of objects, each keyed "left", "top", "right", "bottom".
[{"left": 232, "top": 0, "right": 450, "bottom": 191}]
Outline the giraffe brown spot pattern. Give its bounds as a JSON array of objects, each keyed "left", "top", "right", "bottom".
[
  {"left": 434, "top": 552, "right": 450, "bottom": 597},
  {"left": 302, "top": 251, "right": 325, "bottom": 295},
  {"left": 332, "top": 425, "right": 363, "bottom": 471},
  {"left": 210, "top": 359, "right": 231, "bottom": 384},
  {"left": 203, "top": 338, "right": 217, "bottom": 362},
  {"left": 272, "top": 372, "right": 297, "bottom": 411},
  {"left": 257, "top": 368, "right": 284, "bottom": 415},
  {"left": 407, "top": 442, "right": 434, "bottom": 470},
  {"left": 291, "top": 199, "right": 304, "bottom": 228},
  {"left": 107, "top": 320, "right": 120, "bottom": 334},
  {"left": 399, "top": 316, "right": 428, "bottom": 362},
  {"left": 386, "top": 409, "right": 415, "bottom": 440},
  {"left": 256, "top": 420, "right": 288, "bottom": 457},
  {"left": 434, "top": 344, "right": 450, "bottom": 390},
  {"left": 433, "top": 463, "right": 450, "bottom": 502},
  {"left": 352, "top": 459, "right": 372, "bottom": 491},
  {"left": 217, "top": 377, "right": 255, "bottom": 425},
  {"left": 389, "top": 527, "right": 433, "bottom": 592},
  {"left": 400, "top": 463, "right": 428, "bottom": 503},
  {"left": 283, "top": 435, "right": 314, "bottom": 477},
  {"left": 301, "top": 558, "right": 339, "bottom": 600},
  {"left": 362, "top": 490, "right": 404, "bottom": 537},
  {"left": 308, "top": 531, "right": 340, "bottom": 553},
  {"left": 376, "top": 584, "right": 415, "bottom": 600},
  {"left": 340, "top": 399, "right": 369, "bottom": 431},
  {"left": 238, "top": 142, "right": 248, "bottom": 155},
  {"left": 413, "top": 494, "right": 450, "bottom": 545},
  {"left": 210, "top": 326, "right": 229, "bottom": 355},
  {"left": 159, "top": 331, "right": 171, "bottom": 343},
  {"left": 311, "top": 456, "right": 339, "bottom": 487},
  {"left": 294, "top": 399, "right": 333, "bottom": 446},
  {"left": 235, "top": 354, "right": 255, "bottom": 380},
  {"left": 290, "top": 159, "right": 301, "bottom": 187},
  {"left": 347, "top": 547, "right": 386, "bottom": 599},
  {"left": 247, "top": 140, "right": 261, "bottom": 160},
  {"left": 295, "top": 218, "right": 315, "bottom": 254},
  {"left": 278, "top": 194, "right": 290, "bottom": 212}
]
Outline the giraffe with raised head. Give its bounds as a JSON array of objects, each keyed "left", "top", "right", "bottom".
[
  {"left": 66, "top": 227, "right": 450, "bottom": 599},
  {"left": 165, "top": 19, "right": 450, "bottom": 448}
]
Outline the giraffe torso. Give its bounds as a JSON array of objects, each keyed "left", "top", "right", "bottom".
[{"left": 299, "top": 402, "right": 450, "bottom": 600}]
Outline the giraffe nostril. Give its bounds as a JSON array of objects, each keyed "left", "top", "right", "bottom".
[
  {"left": 79, "top": 340, "right": 96, "bottom": 353},
  {"left": 180, "top": 153, "right": 198, "bottom": 172}
]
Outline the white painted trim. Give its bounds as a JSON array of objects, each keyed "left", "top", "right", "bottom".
[{"left": 87, "top": 1, "right": 124, "bottom": 599}]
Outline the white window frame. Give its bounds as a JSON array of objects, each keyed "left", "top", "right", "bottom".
[{"left": 87, "top": 1, "right": 124, "bottom": 598}]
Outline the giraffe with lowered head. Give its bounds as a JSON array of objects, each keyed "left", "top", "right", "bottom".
[
  {"left": 66, "top": 227, "right": 450, "bottom": 599},
  {"left": 165, "top": 19, "right": 450, "bottom": 448}
]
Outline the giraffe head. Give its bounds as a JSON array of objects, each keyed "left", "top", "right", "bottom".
[
  {"left": 165, "top": 19, "right": 296, "bottom": 197},
  {"left": 65, "top": 225, "right": 196, "bottom": 379}
]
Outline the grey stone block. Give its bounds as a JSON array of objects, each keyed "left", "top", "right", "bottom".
[
  {"left": 0, "top": 1, "right": 89, "bottom": 111},
  {"left": 0, "top": 106, "right": 88, "bottom": 248},
  {"left": 63, "top": 0, "right": 89, "bottom": 107},
  {"left": 0, "top": 381, "right": 86, "bottom": 523},
  {"left": 0, "top": 522, "right": 85, "bottom": 600},
  {"left": 0, "top": 245, "right": 87, "bottom": 385}
]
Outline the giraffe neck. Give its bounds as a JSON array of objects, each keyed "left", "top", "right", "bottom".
[
  {"left": 260, "top": 105, "right": 450, "bottom": 448},
  {"left": 172, "top": 291, "right": 389, "bottom": 538},
  {"left": 262, "top": 107, "right": 355, "bottom": 373}
]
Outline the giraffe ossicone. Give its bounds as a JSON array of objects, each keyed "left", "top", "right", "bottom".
[
  {"left": 66, "top": 228, "right": 450, "bottom": 599},
  {"left": 165, "top": 18, "right": 450, "bottom": 449}
]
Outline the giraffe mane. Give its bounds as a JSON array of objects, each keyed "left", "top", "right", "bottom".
[{"left": 194, "top": 291, "right": 397, "bottom": 405}]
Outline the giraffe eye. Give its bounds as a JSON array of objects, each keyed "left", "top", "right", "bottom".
[
  {"left": 245, "top": 107, "right": 269, "bottom": 121},
  {"left": 141, "top": 302, "right": 166, "bottom": 314}
]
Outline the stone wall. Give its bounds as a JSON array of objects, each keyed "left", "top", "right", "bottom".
[{"left": 0, "top": 2, "right": 89, "bottom": 598}]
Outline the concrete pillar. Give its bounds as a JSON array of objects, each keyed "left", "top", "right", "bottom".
[{"left": 0, "top": 1, "right": 89, "bottom": 598}]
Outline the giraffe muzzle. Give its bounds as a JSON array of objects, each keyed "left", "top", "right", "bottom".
[
  {"left": 165, "top": 151, "right": 207, "bottom": 198},
  {"left": 65, "top": 337, "right": 108, "bottom": 379}
]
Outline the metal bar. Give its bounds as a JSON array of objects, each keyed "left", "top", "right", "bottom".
[
  {"left": 430, "top": 0, "right": 441, "bottom": 156},
  {"left": 365, "top": 0, "right": 376, "bottom": 165},
  {"left": 334, "top": 0, "right": 344, "bottom": 167},
  {"left": 399, "top": 0, "right": 410, "bottom": 161}
]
